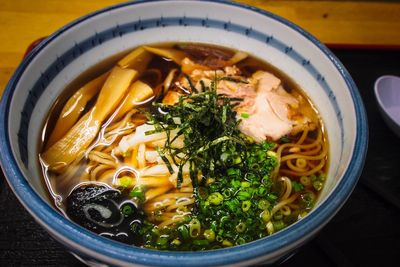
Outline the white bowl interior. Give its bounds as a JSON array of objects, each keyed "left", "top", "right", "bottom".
[{"left": 8, "top": 0, "right": 354, "bottom": 222}]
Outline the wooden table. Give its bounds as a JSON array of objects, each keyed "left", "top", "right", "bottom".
[{"left": 0, "top": 0, "right": 399, "bottom": 93}]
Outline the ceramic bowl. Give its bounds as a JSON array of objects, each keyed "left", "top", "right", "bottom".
[
  {"left": 374, "top": 75, "right": 400, "bottom": 137},
  {"left": 0, "top": 0, "right": 368, "bottom": 266}
]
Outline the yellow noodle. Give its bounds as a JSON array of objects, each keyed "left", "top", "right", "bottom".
[
  {"left": 281, "top": 149, "right": 327, "bottom": 162},
  {"left": 144, "top": 199, "right": 175, "bottom": 212},
  {"left": 276, "top": 134, "right": 321, "bottom": 158},
  {"left": 296, "top": 126, "right": 309, "bottom": 145},
  {"left": 130, "top": 145, "right": 139, "bottom": 168},
  {"left": 152, "top": 192, "right": 193, "bottom": 202},
  {"left": 166, "top": 198, "right": 195, "bottom": 211},
  {"left": 88, "top": 151, "right": 117, "bottom": 167},
  {"left": 168, "top": 173, "right": 193, "bottom": 188},
  {"left": 280, "top": 205, "right": 291, "bottom": 216},
  {"left": 100, "top": 145, "right": 115, "bottom": 153},
  {"left": 41, "top": 47, "right": 331, "bottom": 242},
  {"left": 283, "top": 138, "right": 320, "bottom": 153},
  {"left": 158, "top": 216, "right": 187, "bottom": 228},
  {"left": 172, "top": 187, "right": 194, "bottom": 193},
  {"left": 103, "top": 127, "right": 135, "bottom": 142},
  {"left": 90, "top": 164, "right": 113, "bottom": 181},
  {"left": 288, "top": 203, "right": 300, "bottom": 210},
  {"left": 149, "top": 215, "right": 173, "bottom": 222},
  {"left": 271, "top": 193, "right": 299, "bottom": 215},
  {"left": 287, "top": 159, "right": 308, "bottom": 173},
  {"left": 280, "top": 176, "right": 292, "bottom": 201},
  {"left": 281, "top": 159, "right": 326, "bottom": 177},
  {"left": 133, "top": 177, "right": 172, "bottom": 187},
  {"left": 97, "top": 169, "right": 115, "bottom": 184},
  {"left": 145, "top": 185, "right": 174, "bottom": 201},
  {"left": 296, "top": 144, "right": 322, "bottom": 156},
  {"left": 137, "top": 143, "right": 146, "bottom": 169},
  {"left": 156, "top": 212, "right": 180, "bottom": 217},
  {"left": 105, "top": 109, "right": 138, "bottom": 132},
  {"left": 296, "top": 158, "right": 307, "bottom": 169}
]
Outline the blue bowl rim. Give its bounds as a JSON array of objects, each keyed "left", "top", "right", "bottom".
[{"left": 0, "top": 0, "right": 368, "bottom": 266}]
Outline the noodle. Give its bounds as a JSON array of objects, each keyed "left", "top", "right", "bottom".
[
  {"left": 39, "top": 42, "right": 329, "bottom": 250},
  {"left": 271, "top": 194, "right": 299, "bottom": 215}
]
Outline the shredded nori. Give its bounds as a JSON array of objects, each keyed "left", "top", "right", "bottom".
[
  {"left": 146, "top": 76, "right": 245, "bottom": 189},
  {"left": 139, "top": 77, "right": 289, "bottom": 250}
]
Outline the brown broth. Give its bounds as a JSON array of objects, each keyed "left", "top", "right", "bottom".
[{"left": 39, "top": 42, "right": 328, "bottom": 250}]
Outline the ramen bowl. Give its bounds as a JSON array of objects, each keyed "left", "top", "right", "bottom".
[{"left": 0, "top": 0, "right": 367, "bottom": 266}]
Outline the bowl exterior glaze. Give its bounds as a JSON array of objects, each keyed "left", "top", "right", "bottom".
[
  {"left": 374, "top": 75, "right": 400, "bottom": 137},
  {"left": 0, "top": 0, "right": 368, "bottom": 266}
]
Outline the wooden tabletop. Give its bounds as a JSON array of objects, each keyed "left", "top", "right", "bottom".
[{"left": 0, "top": 0, "right": 399, "bottom": 93}]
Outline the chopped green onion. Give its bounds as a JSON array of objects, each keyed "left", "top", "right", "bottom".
[
  {"left": 242, "top": 200, "right": 251, "bottom": 212},
  {"left": 171, "top": 239, "right": 181, "bottom": 246},
  {"left": 313, "top": 180, "right": 323, "bottom": 191},
  {"left": 210, "top": 221, "right": 218, "bottom": 231},
  {"left": 225, "top": 199, "right": 239, "bottom": 212},
  {"left": 260, "top": 210, "right": 271, "bottom": 222},
  {"left": 292, "top": 181, "right": 304, "bottom": 192},
  {"left": 151, "top": 228, "right": 160, "bottom": 237},
  {"left": 157, "top": 236, "right": 169, "bottom": 246},
  {"left": 300, "top": 176, "right": 311, "bottom": 187},
  {"left": 121, "top": 204, "right": 133, "bottom": 216},
  {"left": 227, "top": 168, "right": 240, "bottom": 177},
  {"left": 129, "top": 186, "right": 145, "bottom": 202},
  {"left": 241, "top": 113, "right": 250, "bottom": 118},
  {"left": 257, "top": 187, "right": 267, "bottom": 196},
  {"left": 235, "top": 222, "right": 247, "bottom": 233},
  {"left": 193, "top": 239, "right": 209, "bottom": 246},
  {"left": 267, "top": 193, "right": 278, "bottom": 202},
  {"left": 189, "top": 218, "right": 201, "bottom": 238},
  {"left": 231, "top": 179, "right": 241, "bottom": 188},
  {"left": 203, "top": 229, "right": 216, "bottom": 242},
  {"left": 178, "top": 225, "right": 189, "bottom": 240},
  {"left": 237, "top": 191, "right": 251, "bottom": 200},
  {"left": 241, "top": 181, "right": 251, "bottom": 188},
  {"left": 222, "top": 189, "right": 233, "bottom": 198},
  {"left": 258, "top": 199, "right": 270, "bottom": 210},
  {"left": 130, "top": 222, "right": 140, "bottom": 233},
  {"left": 220, "top": 152, "right": 230, "bottom": 162},
  {"left": 222, "top": 240, "right": 233, "bottom": 247},
  {"left": 233, "top": 156, "right": 242, "bottom": 164},
  {"left": 117, "top": 176, "right": 134, "bottom": 188},
  {"left": 273, "top": 220, "right": 286, "bottom": 231},
  {"left": 207, "top": 192, "right": 224, "bottom": 205},
  {"left": 267, "top": 151, "right": 277, "bottom": 158},
  {"left": 236, "top": 237, "right": 246, "bottom": 245}
]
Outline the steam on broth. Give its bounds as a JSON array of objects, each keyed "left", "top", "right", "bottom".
[{"left": 39, "top": 43, "right": 328, "bottom": 250}]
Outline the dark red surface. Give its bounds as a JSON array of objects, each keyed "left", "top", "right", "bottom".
[{"left": 23, "top": 37, "right": 47, "bottom": 58}]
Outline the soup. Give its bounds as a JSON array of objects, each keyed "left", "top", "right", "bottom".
[{"left": 39, "top": 43, "right": 328, "bottom": 250}]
